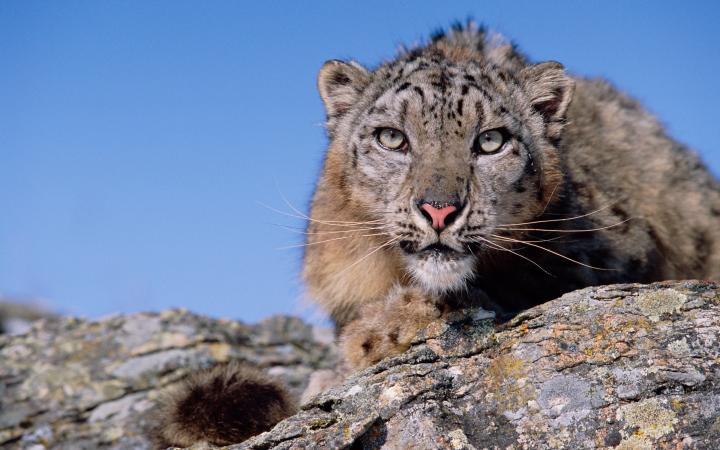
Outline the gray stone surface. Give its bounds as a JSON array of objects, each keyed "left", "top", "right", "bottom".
[
  {"left": 1, "top": 281, "right": 719, "bottom": 449},
  {"left": 235, "top": 281, "right": 720, "bottom": 450},
  {"left": 0, "top": 310, "right": 337, "bottom": 449}
]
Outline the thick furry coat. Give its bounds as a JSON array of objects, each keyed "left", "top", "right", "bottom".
[{"left": 153, "top": 23, "right": 720, "bottom": 447}]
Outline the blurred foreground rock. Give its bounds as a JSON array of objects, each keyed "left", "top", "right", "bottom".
[
  {"left": 1, "top": 281, "right": 719, "bottom": 449},
  {"left": 0, "top": 310, "right": 337, "bottom": 449}
]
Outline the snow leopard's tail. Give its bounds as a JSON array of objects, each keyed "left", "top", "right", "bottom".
[{"left": 150, "top": 362, "right": 296, "bottom": 448}]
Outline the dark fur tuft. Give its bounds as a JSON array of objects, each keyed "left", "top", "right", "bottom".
[
  {"left": 429, "top": 26, "right": 447, "bottom": 43},
  {"left": 150, "top": 363, "right": 296, "bottom": 448},
  {"left": 431, "top": 20, "right": 487, "bottom": 49}
]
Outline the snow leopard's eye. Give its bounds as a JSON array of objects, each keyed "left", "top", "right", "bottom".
[
  {"left": 376, "top": 128, "right": 408, "bottom": 151},
  {"left": 474, "top": 129, "right": 506, "bottom": 154}
]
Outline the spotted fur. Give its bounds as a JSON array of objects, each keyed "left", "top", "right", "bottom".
[
  {"left": 305, "top": 23, "right": 720, "bottom": 368},
  {"left": 152, "top": 23, "right": 720, "bottom": 446}
]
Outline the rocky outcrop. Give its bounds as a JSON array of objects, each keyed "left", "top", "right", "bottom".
[
  {"left": 239, "top": 281, "right": 720, "bottom": 450},
  {"left": 0, "top": 311, "right": 337, "bottom": 449},
  {"left": 1, "top": 281, "right": 719, "bottom": 449}
]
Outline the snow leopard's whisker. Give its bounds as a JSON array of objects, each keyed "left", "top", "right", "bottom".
[
  {"left": 308, "top": 218, "right": 384, "bottom": 226},
  {"left": 488, "top": 234, "right": 616, "bottom": 271},
  {"left": 497, "top": 201, "right": 622, "bottom": 227},
  {"left": 274, "top": 224, "right": 387, "bottom": 235},
  {"left": 464, "top": 233, "right": 566, "bottom": 244},
  {"left": 465, "top": 244, "right": 477, "bottom": 258},
  {"left": 358, "top": 232, "right": 392, "bottom": 238},
  {"left": 467, "top": 236, "right": 553, "bottom": 275},
  {"left": 276, "top": 231, "right": 391, "bottom": 250},
  {"left": 538, "top": 180, "right": 562, "bottom": 217},
  {"left": 276, "top": 235, "right": 353, "bottom": 250},
  {"left": 495, "top": 218, "right": 632, "bottom": 234},
  {"left": 276, "top": 189, "right": 385, "bottom": 226},
  {"left": 335, "top": 235, "right": 404, "bottom": 277},
  {"left": 259, "top": 202, "right": 383, "bottom": 227}
]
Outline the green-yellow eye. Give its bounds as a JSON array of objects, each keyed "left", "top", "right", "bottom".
[
  {"left": 377, "top": 128, "right": 407, "bottom": 151},
  {"left": 477, "top": 129, "right": 505, "bottom": 153}
]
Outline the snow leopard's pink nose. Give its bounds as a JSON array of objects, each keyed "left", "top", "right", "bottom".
[{"left": 420, "top": 203, "right": 458, "bottom": 231}]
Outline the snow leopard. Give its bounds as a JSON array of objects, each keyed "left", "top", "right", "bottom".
[{"left": 152, "top": 22, "right": 720, "bottom": 447}]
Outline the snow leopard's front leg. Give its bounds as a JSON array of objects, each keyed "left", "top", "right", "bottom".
[{"left": 339, "top": 286, "right": 445, "bottom": 370}]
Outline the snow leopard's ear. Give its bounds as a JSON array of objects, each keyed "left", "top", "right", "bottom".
[
  {"left": 318, "top": 60, "right": 371, "bottom": 124},
  {"left": 520, "top": 61, "right": 575, "bottom": 138}
]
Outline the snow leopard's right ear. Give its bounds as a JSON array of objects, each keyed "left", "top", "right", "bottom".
[
  {"left": 318, "top": 60, "right": 370, "bottom": 124},
  {"left": 520, "top": 61, "right": 575, "bottom": 139}
]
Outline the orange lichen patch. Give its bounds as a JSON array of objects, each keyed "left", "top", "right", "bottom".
[
  {"left": 552, "top": 322, "right": 585, "bottom": 332},
  {"left": 584, "top": 337, "right": 637, "bottom": 365},
  {"left": 564, "top": 314, "right": 653, "bottom": 365},
  {"left": 616, "top": 317, "right": 653, "bottom": 335},
  {"left": 597, "top": 314, "right": 653, "bottom": 335},
  {"left": 541, "top": 318, "right": 642, "bottom": 368},
  {"left": 538, "top": 323, "right": 599, "bottom": 368}
]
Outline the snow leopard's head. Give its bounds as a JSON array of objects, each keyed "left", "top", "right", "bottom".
[{"left": 315, "top": 24, "right": 574, "bottom": 294}]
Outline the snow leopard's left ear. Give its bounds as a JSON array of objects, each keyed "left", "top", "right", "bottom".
[
  {"left": 318, "top": 60, "right": 371, "bottom": 127},
  {"left": 520, "top": 61, "right": 575, "bottom": 138}
]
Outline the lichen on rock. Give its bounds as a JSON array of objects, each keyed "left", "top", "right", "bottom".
[
  {"left": 1, "top": 281, "right": 719, "bottom": 449},
  {"left": 0, "top": 311, "right": 337, "bottom": 449},
  {"left": 234, "top": 281, "right": 720, "bottom": 449}
]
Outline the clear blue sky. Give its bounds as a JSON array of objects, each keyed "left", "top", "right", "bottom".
[{"left": 2, "top": 1, "right": 719, "bottom": 323}]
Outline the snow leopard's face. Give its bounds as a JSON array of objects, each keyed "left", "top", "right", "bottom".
[{"left": 317, "top": 42, "right": 573, "bottom": 294}]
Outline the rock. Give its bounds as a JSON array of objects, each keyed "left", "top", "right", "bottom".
[
  {"left": 0, "top": 311, "right": 338, "bottom": 449},
  {"left": 235, "top": 281, "right": 720, "bottom": 450},
  {"left": 1, "top": 281, "right": 719, "bottom": 449},
  {"left": 0, "top": 300, "right": 54, "bottom": 336}
]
